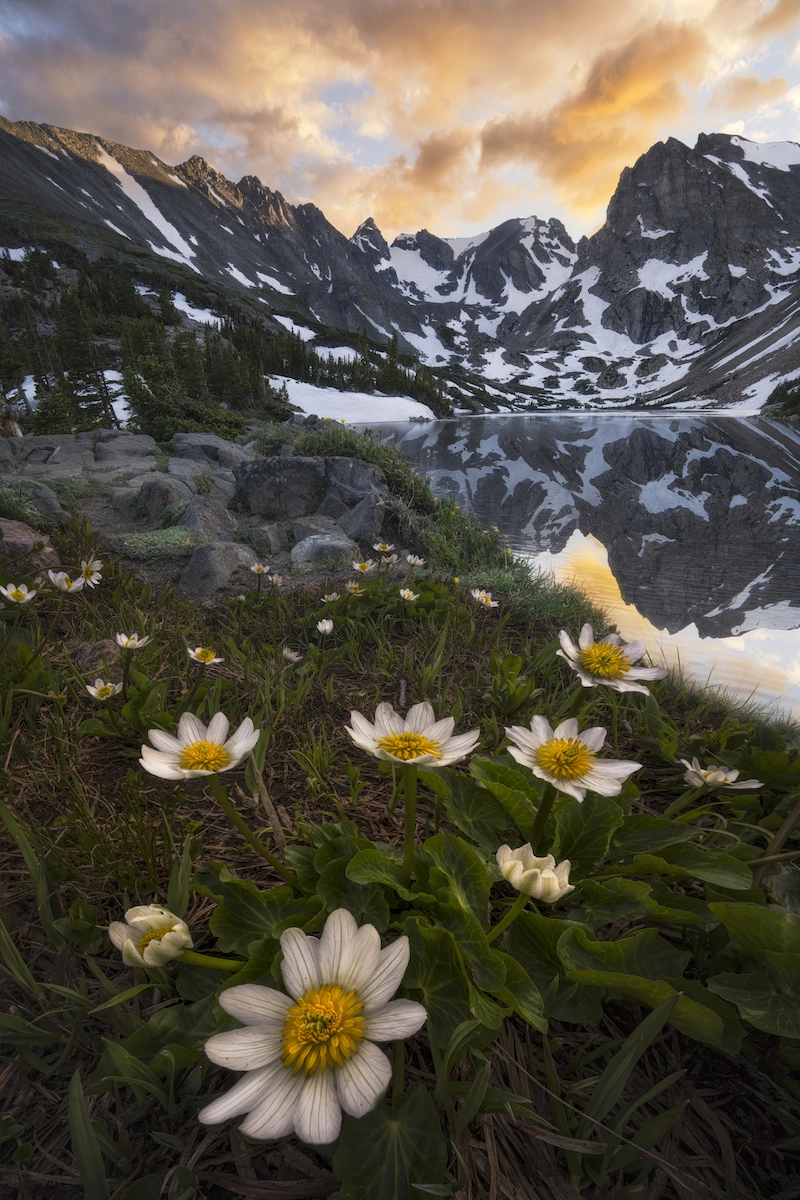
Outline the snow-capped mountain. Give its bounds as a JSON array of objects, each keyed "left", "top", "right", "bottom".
[{"left": 3, "top": 115, "right": 800, "bottom": 410}]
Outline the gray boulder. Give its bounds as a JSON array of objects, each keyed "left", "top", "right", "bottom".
[
  {"left": 178, "top": 496, "right": 238, "bottom": 542},
  {"left": 178, "top": 541, "right": 258, "bottom": 597},
  {"left": 134, "top": 476, "right": 193, "bottom": 521},
  {"left": 0, "top": 517, "right": 59, "bottom": 568},
  {"left": 94, "top": 434, "right": 158, "bottom": 460},
  {"left": 325, "top": 457, "right": 389, "bottom": 506},
  {"left": 17, "top": 481, "right": 70, "bottom": 524},
  {"left": 246, "top": 522, "right": 289, "bottom": 556},
  {"left": 234, "top": 456, "right": 328, "bottom": 519},
  {"left": 291, "top": 532, "right": 360, "bottom": 568},
  {"left": 171, "top": 432, "right": 254, "bottom": 471},
  {"left": 289, "top": 515, "right": 341, "bottom": 541},
  {"left": 339, "top": 492, "right": 385, "bottom": 540}
]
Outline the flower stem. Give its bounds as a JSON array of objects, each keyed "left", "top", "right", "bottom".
[
  {"left": 179, "top": 662, "right": 205, "bottom": 715},
  {"left": 401, "top": 763, "right": 418, "bottom": 885},
  {"left": 753, "top": 794, "right": 800, "bottom": 885},
  {"left": 121, "top": 647, "right": 134, "bottom": 702},
  {"left": 663, "top": 786, "right": 706, "bottom": 817},
  {"left": 529, "top": 782, "right": 557, "bottom": 855},
  {"left": 178, "top": 949, "right": 242, "bottom": 972},
  {"left": 7, "top": 595, "right": 65, "bottom": 683},
  {"left": 208, "top": 776, "right": 300, "bottom": 888},
  {"left": 486, "top": 891, "right": 528, "bottom": 944}
]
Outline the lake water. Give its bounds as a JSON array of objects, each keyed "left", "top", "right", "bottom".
[{"left": 368, "top": 413, "right": 800, "bottom": 720}]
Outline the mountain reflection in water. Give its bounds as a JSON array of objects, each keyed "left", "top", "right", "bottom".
[{"left": 371, "top": 413, "right": 800, "bottom": 718}]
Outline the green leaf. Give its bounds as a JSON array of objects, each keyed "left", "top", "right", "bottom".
[
  {"left": 120, "top": 1176, "right": 163, "bottom": 1200},
  {"left": 334, "top": 1084, "right": 448, "bottom": 1200},
  {"left": 492, "top": 952, "right": 547, "bottom": 1032},
  {"left": 551, "top": 794, "right": 624, "bottom": 873},
  {"left": 563, "top": 971, "right": 743, "bottom": 1052},
  {"left": 316, "top": 857, "right": 391, "bottom": 931},
  {"left": 503, "top": 911, "right": 603, "bottom": 1025},
  {"left": 0, "top": 912, "right": 41, "bottom": 993},
  {"left": 346, "top": 847, "right": 418, "bottom": 901},
  {"left": 68, "top": 1072, "right": 108, "bottom": 1200},
  {"left": 629, "top": 846, "right": 752, "bottom": 890},
  {"left": 420, "top": 768, "right": 512, "bottom": 853},
  {"left": 467, "top": 981, "right": 506, "bottom": 1029},
  {"left": 422, "top": 832, "right": 491, "bottom": 921},
  {"left": 469, "top": 758, "right": 539, "bottom": 836},
  {"left": 167, "top": 837, "right": 193, "bottom": 919},
  {"left": 402, "top": 917, "right": 474, "bottom": 1047},
  {"left": 427, "top": 903, "right": 506, "bottom": 991},
  {"left": 111, "top": 993, "right": 219, "bottom": 1069},
  {"left": 195, "top": 868, "right": 322, "bottom": 955},
  {"left": 613, "top": 814, "right": 698, "bottom": 855},
  {"left": 707, "top": 970, "right": 800, "bottom": 1038},
  {"left": 102, "top": 1042, "right": 169, "bottom": 1106},
  {"left": 557, "top": 927, "right": 691, "bottom": 981},
  {"left": 709, "top": 902, "right": 800, "bottom": 957}
]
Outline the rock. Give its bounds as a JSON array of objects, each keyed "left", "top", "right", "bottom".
[
  {"left": 288, "top": 515, "right": 341, "bottom": 541},
  {"left": 110, "top": 489, "right": 140, "bottom": 516},
  {"left": 178, "top": 496, "right": 238, "bottom": 542},
  {"left": 64, "top": 638, "right": 121, "bottom": 676},
  {"left": 338, "top": 491, "right": 386, "bottom": 540},
  {"left": 324, "top": 457, "right": 389, "bottom": 506},
  {"left": 234, "top": 456, "right": 328, "bottom": 518},
  {"left": 0, "top": 517, "right": 60, "bottom": 568},
  {"left": 134, "top": 476, "right": 193, "bottom": 521},
  {"left": 17, "top": 481, "right": 70, "bottom": 524},
  {"left": 290, "top": 532, "right": 360, "bottom": 568},
  {"left": 178, "top": 541, "right": 258, "bottom": 597},
  {"left": 246, "top": 522, "right": 289, "bottom": 556},
  {"left": 316, "top": 493, "right": 350, "bottom": 520},
  {"left": 171, "top": 432, "right": 254, "bottom": 470},
  {"left": 165, "top": 458, "right": 201, "bottom": 489},
  {"left": 94, "top": 434, "right": 158, "bottom": 460}
]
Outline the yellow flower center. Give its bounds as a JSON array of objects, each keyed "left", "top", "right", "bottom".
[
  {"left": 10, "top": 589, "right": 26, "bottom": 601},
  {"left": 377, "top": 731, "right": 441, "bottom": 760},
  {"left": 535, "top": 737, "right": 596, "bottom": 781},
  {"left": 96, "top": 685, "right": 113, "bottom": 698},
  {"left": 282, "top": 985, "right": 365, "bottom": 1075},
  {"left": 578, "top": 643, "right": 631, "bottom": 680},
  {"left": 178, "top": 740, "right": 232, "bottom": 771},
  {"left": 137, "top": 924, "right": 175, "bottom": 954},
  {"left": 194, "top": 648, "right": 217, "bottom": 663}
]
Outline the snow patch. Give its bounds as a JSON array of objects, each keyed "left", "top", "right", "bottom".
[
  {"left": 225, "top": 263, "right": 256, "bottom": 288},
  {"left": 731, "top": 136, "right": 800, "bottom": 172},
  {"left": 314, "top": 345, "right": 359, "bottom": 362},
  {"left": 268, "top": 376, "right": 435, "bottom": 422},
  {"left": 220, "top": 224, "right": 236, "bottom": 236},
  {"left": 34, "top": 144, "right": 59, "bottom": 161},
  {"left": 103, "top": 219, "right": 129, "bottom": 239},
  {"left": 256, "top": 271, "right": 294, "bottom": 295},
  {"left": 172, "top": 293, "right": 221, "bottom": 326},
  {"left": 273, "top": 314, "right": 316, "bottom": 341},
  {"left": 1, "top": 247, "right": 27, "bottom": 261},
  {"left": 637, "top": 215, "right": 673, "bottom": 239},
  {"left": 637, "top": 253, "right": 709, "bottom": 298}
]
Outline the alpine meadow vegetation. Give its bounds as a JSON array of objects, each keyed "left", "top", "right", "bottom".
[{"left": 1, "top": 431, "right": 799, "bottom": 1200}]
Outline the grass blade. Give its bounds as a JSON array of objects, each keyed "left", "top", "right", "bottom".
[{"left": 68, "top": 1070, "right": 109, "bottom": 1200}]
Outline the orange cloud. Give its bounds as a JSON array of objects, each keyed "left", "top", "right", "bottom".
[
  {"left": 480, "top": 23, "right": 709, "bottom": 212},
  {"left": 750, "top": 0, "right": 800, "bottom": 35},
  {"left": 708, "top": 73, "right": 788, "bottom": 111}
]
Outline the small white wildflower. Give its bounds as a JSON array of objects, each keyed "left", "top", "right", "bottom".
[
  {"left": 48, "top": 570, "right": 85, "bottom": 594},
  {"left": 115, "top": 632, "right": 151, "bottom": 650},
  {"left": 321, "top": 592, "right": 340, "bottom": 603},
  {"left": 352, "top": 560, "right": 376, "bottom": 574},
  {"left": 316, "top": 619, "right": 334, "bottom": 634},
  {"left": 282, "top": 648, "right": 303, "bottom": 664},
  {"left": 80, "top": 558, "right": 103, "bottom": 588},
  {"left": 188, "top": 647, "right": 224, "bottom": 665},
  {"left": 406, "top": 555, "right": 426, "bottom": 567},
  {"left": 399, "top": 588, "right": 419, "bottom": 601},
  {"left": 471, "top": 589, "right": 499, "bottom": 608},
  {"left": 0, "top": 583, "right": 37, "bottom": 604},
  {"left": 109, "top": 905, "right": 192, "bottom": 967},
  {"left": 86, "top": 678, "right": 123, "bottom": 700}
]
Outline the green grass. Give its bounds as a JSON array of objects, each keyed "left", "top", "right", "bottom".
[
  {"left": 106, "top": 526, "right": 202, "bottom": 560},
  {"left": 0, "top": 481, "right": 47, "bottom": 525}
]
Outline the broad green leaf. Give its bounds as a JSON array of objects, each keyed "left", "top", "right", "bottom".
[
  {"left": 467, "top": 981, "right": 507, "bottom": 1029},
  {"left": 707, "top": 970, "right": 800, "bottom": 1038},
  {"left": 346, "top": 847, "right": 418, "bottom": 901},
  {"left": 333, "top": 1084, "right": 448, "bottom": 1200},
  {"left": 492, "top": 952, "right": 547, "bottom": 1031},
  {"left": 427, "top": 903, "right": 506, "bottom": 991},
  {"left": 563, "top": 971, "right": 742, "bottom": 1052},
  {"left": 503, "top": 911, "right": 604, "bottom": 1025},
  {"left": 422, "top": 832, "right": 491, "bottom": 921},
  {"left": 709, "top": 902, "right": 800, "bottom": 957},
  {"left": 102, "top": 1042, "right": 169, "bottom": 1106},
  {"left": 663, "top": 978, "right": 745, "bottom": 1051},
  {"left": 68, "top": 1072, "right": 108, "bottom": 1200},
  {"left": 316, "top": 857, "right": 391, "bottom": 931},
  {"left": 551, "top": 794, "right": 624, "bottom": 873},
  {"left": 469, "top": 758, "right": 539, "bottom": 835},
  {"left": 111, "top": 993, "right": 219, "bottom": 1068},
  {"left": 629, "top": 846, "right": 752, "bottom": 890},
  {"left": 420, "top": 768, "right": 512, "bottom": 853},
  {"left": 195, "top": 868, "right": 322, "bottom": 955},
  {"left": 613, "top": 814, "right": 698, "bottom": 855},
  {"left": 120, "top": 1177, "right": 162, "bottom": 1200},
  {"left": 402, "top": 917, "right": 474, "bottom": 1047},
  {"left": 557, "top": 927, "right": 691, "bottom": 981}
]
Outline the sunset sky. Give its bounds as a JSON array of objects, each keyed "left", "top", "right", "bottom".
[{"left": 2, "top": 0, "right": 800, "bottom": 241}]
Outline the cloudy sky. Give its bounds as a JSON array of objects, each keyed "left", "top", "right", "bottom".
[{"left": 2, "top": 0, "right": 800, "bottom": 240}]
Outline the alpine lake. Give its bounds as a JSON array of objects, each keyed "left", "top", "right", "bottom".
[{"left": 366, "top": 411, "right": 800, "bottom": 721}]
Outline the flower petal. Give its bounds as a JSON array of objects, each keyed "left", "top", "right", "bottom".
[
  {"left": 204, "top": 1026, "right": 283, "bottom": 1070},
  {"left": 177, "top": 712, "right": 207, "bottom": 746},
  {"left": 557, "top": 630, "right": 578, "bottom": 660},
  {"left": 358, "top": 937, "right": 409, "bottom": 1011},
  {"left": 199, "top": 1062, "right": 282, "bottom": 1126},
  {"left": 318, "top": 909, "right": 359, "bottom": 984},
  {"left": 373, "top": 703, "right": 403, "bottom": 739},
  {"left": 219, "top": 984, "right": 293, "bottom": 1027},
  {"left": 293, "top": 1068, "right": 342, "bottom": 1145},
  {"left": 579, "top": 726, "right": 607, "bottom": 752},
  {"left": 207, "top": 712, "right": 230, "bottom": 744},
  {"left": 553, "top": 718, "right": 579, "bottom": 740},
  {"left": 364, "top": 999, "right": 427, "bottom": 1042},
  {"left": 139, "top": 747, "right": 185, "bottom": 780},
  {"left": 404, "top": 702, "right": 436, "bottom": 732},
  {"left": 280, "top": 927, "right": 322, "bottom": 999},
  {"left": 336, "top": 1039, "right": 392, "bottom": 1118},
  {"left": 107, "top": 922, "right": 130, "bottom": 950},
  {"left": 147, "top": 729, "right": 183, "bottom": 753},
  {"left": 237, "top": 1064, "right": 305, "bottom": 1139},
  {"left": 337, "top": 923, "right": 382, "bottom": 994},
  {"left": 578, "top": 623, "right": 595, "bottom": 649}
]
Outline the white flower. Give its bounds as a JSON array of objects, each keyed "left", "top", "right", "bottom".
[
  {"left": 680, "top": 757, "right": 762, "bottom": 790},
  {"left": 557, "top": 623, "right": 667, "bottom": 694},
  {"left": 0, "top": 583, "right": 36, "bottom": 604},
  {"left": 282, "top": 648, "right": 303, "bottom": 664},
  {"left": 86, "top": 678, "right": 122, "bottom": 700},
  {"left": 115, "top": 632, "right": 151, "bottom": 650},
  {"left": 321, "top": 592, "right": 340, "bottom": 603},
  {"left": 346, "top": 582, "right": 363, "bottom": 595},
  {"left": 251, "top": 563, "right": 270, "bottom": 575},
  {"left": 406, "top": 555, "right": 425, "bottom": 567},
  {"left": 199, "top": 909, "right": 426, "bottom": 1145},
  {"left": 496, "top": 845, "right": 574, "bottom": 903},
  {"left": 80, "top": 558, "right": 103, "bottom": 588},
  {"left": 108, "top": 905, "right": 192, "bottom": 967},
  {"left": 471, "top": 588, "right": 498, "bottom": 609},
  {"left": 270, "top": 575, "right": 282, "bottom": 586},
  {"left": 373, "top": 543, "right": 395, "bottom": 553},
  {"left": 382, "top": 554, "right": 399, "bottom": 565},
  {"left": 316, "top": 619, "right": 334, "bottom": 635},
  {"left": 399, "top": 588, "right": 419, "bottom": 601},
  {"left": 188, "top": 646, "right": 224, "bottom": 665},
  {"left": 140, "top": 711, "right": 260, "bottom": 780},
  {"left": 352, "top": 560, "right": 376, "bottom": 574},
  {"left": 48, "top": 570, "right": 85, "bottom": 594},
  {"left": 505, "top": 716, "right": 641, "bottom": 803},
  {"left": 347, "top": 700, "right": 480, "bottom": 767}
]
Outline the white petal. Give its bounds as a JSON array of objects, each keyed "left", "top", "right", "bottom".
[
  {"left": 139, "top": 747, "right": 185, "bottom": 780},
  {"left": 624, "top": 666, "right": 667, "bottom": 680},
  {"left": 293, "top": 1069, "right": 342, "bottom": 1145},
  {"left": 621, "top": 640, "right": 645, "bottom": 662},
  {"left": 121, "top": 942, "right": 146, "bottom": 967},
  {"left": 337, "top": 923, "right": 382, "bottom": 994},
  {"left": 198, "top": 1062, "right": 278, "bottom": 1125},
  {"left": 529, "top": 715, "right": 555, "bottom": 744},
  {"left": 404, "top": 702, "right": 436, "bottom": 732},
  {"left": 207, "top": 712, "right": 230, "bottom": 744},
  {"left": 507, "top": 745, "right": 535, "bottom": 770},
  {"left": 373, "top": 703, "right": 403, "bottom": 739},
  {"left": 220, "top": 985, "right": 293, "bottom": 1027},
  {"left": 319, "top": 909, "right": 359, "bottom": 984},
  {"left": 336, "top": 1040, "right": 392, "bottom": 1118},
  {"left": 557, "top": 630, "right": 578, "bottom": 660},
  {"left": 205, "top": 1026, "right": 284, "bottom": 1070},
  {"left": 177, "top": 712, "right": 207, "bottom": 746},
  {"left": 421, "top": 716, "right": 455, "bottom": 744},
  {"left": 224, "top": 719, "right": 259, "bottom": 762},
  {"left": 238, "top": 1064, "right": 305, "bottom": 1139},
  {"left": 108, "top": 922, "right": 130, "bottom": 950},
  {"left": 578, "top": 623, "right": 595, "bottom": 649},
  {"left": 280, "top": 928, "right": 321, "bottom": 999},
  {"left": 147, "top": 729, "right": 183, "bottom": 753},
  {"left": 358, "top": 937, "right": 409, "bottom": 1011},
  {"left": 580, "top": 726, "right": 607, "bottom": 752},
  {"left": 364, "top": 999, "right": 427, "bottom": 1042},
  {"left": 553, "top": 718, "right": 579, "bottom": 740}
]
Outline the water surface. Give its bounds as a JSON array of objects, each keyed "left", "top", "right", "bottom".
[{"left": 369, "top": 413, "right": 800, "bottom": 719}]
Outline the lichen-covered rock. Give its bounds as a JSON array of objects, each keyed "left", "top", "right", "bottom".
[
  {"left": 0, "top": 517, "right": 59, "bottom": 568},
  {"left": 177, "top": 541, "right": 258, "bottom": 597},
  {"left": 178, "top": 496, "right": 237, "bottom": 542},
  {"left": 290, "top": 532, "right": 360, "bottom": 568},
  {"left": 134, "top": 476, "right": 193, "bottom": 521}
]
